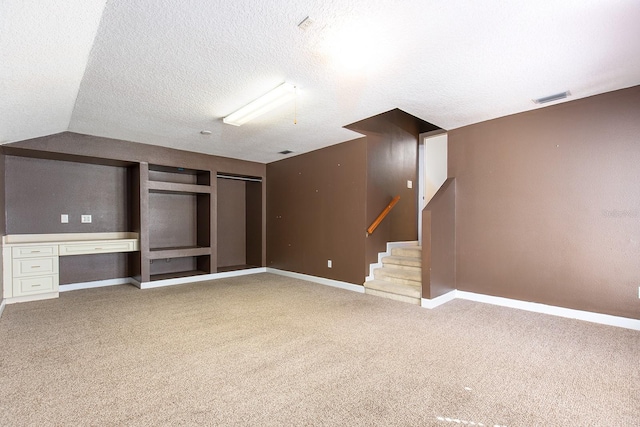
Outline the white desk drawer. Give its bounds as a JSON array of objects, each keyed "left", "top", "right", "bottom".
[
  {"left": 14, "top": 275, "right": 57, "bottom": 295},
  {"left": 12, "top": 257, "right": 58, "bottom": 277},
  {"left": 12, "top": 245, "right": 58, "bottom": 258},
  {"left": 59, "top": 240, "right": 137, "bottom": 256}
]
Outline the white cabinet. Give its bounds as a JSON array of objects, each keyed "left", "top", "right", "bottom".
[
  {"left": 5, "top": 244, "right": 60, "bottom": 301},
  {"left": 12, "top": 257, "right": 59, "bottom": 277},
  {"left": 12, "top": 245, "right": 57, "bottom": 258},
  {"left": 2, "top": 233, "right": 139, "bottom": 303},
  {"left": 14, "top": 275, "right": 57, "bottom": 296},
  {"left": 59, "top": 239, "right": 137, "bottom": 256}
]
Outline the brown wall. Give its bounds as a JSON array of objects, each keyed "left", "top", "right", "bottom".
[
  {"left": 449, "top": 86, "right": 640, "bottom": 319},
  {"left": 217, "top": 178, "right": 247, "bottom": 267},
  {"left": 59, "top": 254, "right": 129, "bottom": 285},
  {"left": 5, "top": 156, "right": 130, "bottom": 234},
  {"left": 422, "top": 178, "right": 456, "bottom": 299},
  {"left": 267, "top": 110, "right": 438, "bottom": 285},
  {"left": 246, "top": 180, "right": 262, "bottom": 267},
  {"left": 347, "top": 109, "right": 438, "bottom": 271},
  {"left": 148, "top": 192, "right": 197, "bottom": 248},
  {"left": 267, "top": 139, "right": 368, "bottom": 284}
]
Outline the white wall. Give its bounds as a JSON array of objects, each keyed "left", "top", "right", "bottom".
[{"left": 424, "top": 133, "right": 448, "bottom": 207}]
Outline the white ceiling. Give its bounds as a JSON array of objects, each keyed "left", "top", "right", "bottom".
[{"left": 2, "top": 0, "right": 640, "bottom": 163}]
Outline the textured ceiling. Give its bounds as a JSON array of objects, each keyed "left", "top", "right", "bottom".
[{"left": 2, "top": 0, "right": 640, "bottom": 163}]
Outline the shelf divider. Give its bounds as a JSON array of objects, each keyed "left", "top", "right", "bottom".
[
  {"left": 147, "top": 180, "right": 211, "bottom": 194},
  {"left": 148, "top": 246, "right": 211, "bottom": 259}
]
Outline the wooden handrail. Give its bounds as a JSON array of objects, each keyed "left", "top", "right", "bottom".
[{"left": 367, "top": 195, "right": 400, "bottom": 235}]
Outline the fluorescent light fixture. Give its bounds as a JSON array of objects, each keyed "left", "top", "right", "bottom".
[{"left": 223, "top": 82, "right": 296, "bottom": 126}]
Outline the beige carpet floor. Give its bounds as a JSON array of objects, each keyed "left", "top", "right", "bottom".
[{"left": 0, "top": 273, "right": 638, "bottom": 426}]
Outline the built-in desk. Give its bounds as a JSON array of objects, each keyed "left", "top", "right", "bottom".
[{"left": 2, "top": 233, "right": 139, "bottom": 303}]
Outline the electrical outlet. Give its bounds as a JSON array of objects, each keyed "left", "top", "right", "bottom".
[
  {"left": 61, "top": 214, "right": 68, "bottom": 223},
  {"left": 407, "top": 180, "right": 413, "bottom": 189},
  {"left": 81, "top": 214, "right": 92, "bottom": 223},
  {"left": 327, "top": 260, "right": 332, "bottom": 268}
]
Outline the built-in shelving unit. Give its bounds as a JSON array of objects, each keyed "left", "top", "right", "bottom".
[
  {"left": 1, "top": 142, "right": 266, "bottom": 297},
  {"left": 140, "top": 164, "right": 214, "bottom": 283}
]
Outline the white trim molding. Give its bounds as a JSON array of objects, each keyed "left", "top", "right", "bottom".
[
  {"left": 137, "top": 268, "right": 267, "bottom": 289},
  {"left": 421, "top": 290, "right": 640, "bottom": 331},
  {"left": 0, "top": 299, "right": 5, "bottom": 318},
  {"left": 266, "top": 268, "right": 364, "bottom": 293},
  {"left": 421, "top": 290, "right": 457, "bottom": 309},
  {"left": 59, "top": 278, "right": 134, "bottom": 292},
  {"left": 455, "top": 290, "right": 640, "bottom": 331}
]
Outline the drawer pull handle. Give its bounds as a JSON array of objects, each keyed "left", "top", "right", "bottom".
[
  {"left": 95, "top": 248, "right": 102, "bottom": 250},
  {"left": 30, "top": 266, "right": 41, "bottom": 269},
  {"left": 31, "top": 250, "right": 41, "bottom": 253},
  {"left": 32, "top": 284, "right": 42, "bottom": 287}
]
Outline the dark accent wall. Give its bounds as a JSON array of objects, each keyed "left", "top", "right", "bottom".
[
  {"left": 59, "top": 254, "right": 129, "bottom": 285},
  {"left": 449, "top": 86, "right": 640, "bottom": 319},
  {"left": 246, "top": 180, "right": 262, "bottom": 267},
  {"left": 148, "top": 192, "right": 197, "bottom": 248},
  {"left": 217, "top": 178, "right": 247, "bottom": 267},
  {"left": 422, "top": 178, "right": 456, "bottom": 299},
  {"left": 267, "top": 139, "right": 368, "bottom": 284},
  {"left": 5, "top": 156, "right": 129, "bottom": 234}
]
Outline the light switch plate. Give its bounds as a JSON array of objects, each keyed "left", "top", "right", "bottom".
[
  {"left": 61, "top": 214, "right": 69, "bottom": 223},
  {"left": 81, "top": 215, "right": 92, "bottom": 223},
  {"left": 327, "top": 260, "right": 332, "bottom": 268},
  {"left": 407, "top": 180, "right": 413, "bottom": 189}
]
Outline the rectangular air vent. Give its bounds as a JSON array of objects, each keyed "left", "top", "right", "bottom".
[{"left": 533, "top": 91, "right": 571, "bottom": 104}]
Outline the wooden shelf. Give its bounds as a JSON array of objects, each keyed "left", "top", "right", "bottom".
[
  {"left": 147, "top": 180, "right": 211, "bottom": 194},
  {"left": 150, "top": 270, "right": 209, "bottom": 281},
  {"left": 148, "top": 246, "right": 211, "bottom": 259}
]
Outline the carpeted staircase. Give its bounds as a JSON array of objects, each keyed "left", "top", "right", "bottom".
[{"left": 364, "top": 245, "right": 422, "bottom": 305}]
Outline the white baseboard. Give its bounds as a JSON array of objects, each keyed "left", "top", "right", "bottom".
[
  {"left": 0, "top": 299, "right": 5, "bottom": 318},
  {"left": 366, "top": 240, "right": 419, "bottom": 281},
  {"left": 421, "top": 290, "right": 457, "bottom": 309},
  {"left": 4, "top": 292, "right": 59, "bottom": 305},
  {"left": 426, "top": 290, "right": 640, "bottom": 331},
  {"left": 266, "top": 268, "right": 365, "bottom": 294},
  {"left": 138, "top": 267, "right": 267, "bottom": 289},
  {"left": 59, "top": 278, "right": 134, "bottom": 292}
]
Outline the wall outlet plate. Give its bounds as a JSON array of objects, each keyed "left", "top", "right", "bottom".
[
  {"left": 81, "top": 214, "right": 92, "bottom": 223},
  {"left": 61, "top": 214, "right": 69, "bottom": 223},
  {"left": 327, "top": 260, "right": 332, "bottom": 268}
]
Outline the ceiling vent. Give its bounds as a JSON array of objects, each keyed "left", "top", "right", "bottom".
[
  {"left": 533, "top": 91, "right": 571, "bottom": 104},
  {"left": 279, "top": 150, "right": 293, "bottom": 155}
]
